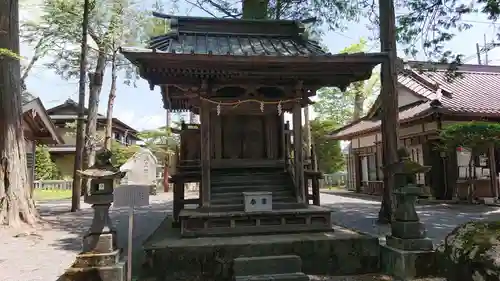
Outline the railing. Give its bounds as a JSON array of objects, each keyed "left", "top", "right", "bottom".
[
  {"left": 324, "top": 173, "right": 347, "bottom": 187},
  {"left": 34, "top": 180, "right": 73, "bottom": 190}
]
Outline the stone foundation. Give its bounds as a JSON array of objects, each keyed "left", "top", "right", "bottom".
[
  {"left": 380, "top": 244, "right": 437, "bottom": 280},
  {"left": 142, "top": 218, "right": 380, "bottom": 281}
]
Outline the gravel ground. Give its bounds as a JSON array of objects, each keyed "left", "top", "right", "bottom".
[{"left": 1, "top": 192, "right": 497, "bottom": 281}]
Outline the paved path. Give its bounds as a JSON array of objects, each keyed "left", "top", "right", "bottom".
[
  {"left": 1, "top": 192, "right": 499, "bottom": 281},
  {"left": 0, "top": 192, "right": 189, "bottom": 281},
  {"left": 322, "top": 193, "right": 500, "bottom": 243}
]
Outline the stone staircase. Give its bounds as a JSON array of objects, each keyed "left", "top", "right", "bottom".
[
  {"left": 233, "top": 255, "right": 309, "bottom": 281},
  {"left": 210, "top": 167, "right": 298, "bottom": 211}
]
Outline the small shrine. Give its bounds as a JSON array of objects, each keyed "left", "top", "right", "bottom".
[{"left": 121, "top": 12, "right": 387, "bottom": 280}]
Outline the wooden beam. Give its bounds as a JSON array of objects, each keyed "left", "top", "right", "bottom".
[
  {"left": 200, "top": 98, "right": 211, "bottom": 207},
  {"left": 292, "top": 101, "right": 306, "bottom": 204}
]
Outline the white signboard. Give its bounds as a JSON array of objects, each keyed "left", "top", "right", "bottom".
[{"left": 113, "top": 185, "right": 150, "bottom": 208}]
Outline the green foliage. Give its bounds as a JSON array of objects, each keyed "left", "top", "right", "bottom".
[
  {"left": 138, "top": 126, "right": 179, "bottom": 160},
  {"left": 395, "top": 0, "right": 500, "bottom": 63},
  {"left": 0, "top": 48, "right": 21, "bottom": 59},
  {"left": 110, "top": 140, "right": 140, "bottom": 167},
  {"left": 35, "top": 145, "right": 60, "bottom": 180},
  {"left": 438, "top": 122, "right": 500, "bottom": 153},
  {"left": 310, "top": 118, "right": 344, "bottom": 173},
  {"left": 194, "top": 0, "right": 364, "bottom": 34},
  {"left": 22, "top": 0, "right": 166, "bottom": 85},
  {"left": 313, "top": 39, "right": 379, "bottom": 124}
]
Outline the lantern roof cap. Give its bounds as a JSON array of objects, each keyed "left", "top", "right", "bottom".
[{"left": 78, "top": 149, "right": 125, "bottom": 179}]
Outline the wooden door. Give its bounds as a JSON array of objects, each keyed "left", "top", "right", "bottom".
[
  {"left": 221, "top": 115, "right": 266, "bottom": 159},
  {"left": 242, "top": 116, "right": 265, "bottom": 158}
]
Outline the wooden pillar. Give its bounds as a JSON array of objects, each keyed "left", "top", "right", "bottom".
[
  {"left": 282, "top": 119, "right": 289, "bottom": 161},
  {"left": 488, "top": 144, "right": 498, "bottom": 198},
  {"left": 304, "top": 106, "right": 311, "bottom": 160},
  {"left": 293, "top": 102, "right": 305, "bottom": 203},
  {"left": 200, "top": 99, "right": 211, "bottom": 207}
]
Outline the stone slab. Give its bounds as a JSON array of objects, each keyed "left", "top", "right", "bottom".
[
  {"left": 380, "top": 244, "right": 437, "bottom": 280},
  {"left": 73, "top": 250, "right": 121, "bottom": 268},
  {"left": 58, "top": 261, "right": 126, "bottom": 281},
  {"left": 233, "top": 255, "right": 302, "bottom": 276},
  {"left": 391, "top": 221, "right": 427, "bottom": 239},
  {"left": 83, "top": 232, "right": 117, "bottom": 253},
  {"left": 142, "top": 217, "right": 380, "bottom": 281},
  {"left": 386, "top": 235, "right": 433, "bottom": 251},
  {"left": 235, "top": 273, "right": 310, "bottom": 281}
]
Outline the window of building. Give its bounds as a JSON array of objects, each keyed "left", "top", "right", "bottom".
[
  {"left": 360, "top": 154, "right": 378, "bottom": 182},
  {"left": 457, "top": 148, "right": 490, "bottom": 179},
  {"left": 408, "top": 145, "right": 425, "bottom": 185}
]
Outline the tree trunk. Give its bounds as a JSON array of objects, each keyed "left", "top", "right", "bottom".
[
  {"left": 377, "top": 0, "right": 399, "bottom": 224},
  {"left": 0, "top": 0, "right": 38, "bottom": 226},
  {"left": 352, "top": 86, "right": 365, "bottom": 121},
  {"left": 71, "top": 0, "right": 90, "bottom": 211},
  {"left": 105, "top": 51, "right": 118, "bottom": 150},
  {"left": 81, "top": 48, "right": 106, "bottom": 191}
]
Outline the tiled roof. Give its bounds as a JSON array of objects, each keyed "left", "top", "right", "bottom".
[
  {"left": 146, "top": 13, "right": 325, "bottom": 57},
  {"left": 329, "top": 63, "right": 500, "bottom": 139},
  {"left": 330, "top": 102, "right": 433, "bottom": 139},
  {"left": 411, "top": 65, "right": 500, "bottom": 115}
]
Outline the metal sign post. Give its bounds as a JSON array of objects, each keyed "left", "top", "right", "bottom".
[{"left": 113, "top": 185, "right": 151, "bottom": 281}]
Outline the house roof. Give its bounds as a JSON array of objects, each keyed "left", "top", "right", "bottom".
[
  {"left": 22, "top": 98, "right": 64, "bottom": 144},
  {"left": 46, "top": 99, "right": 141, "bottom": 139},
  {"left": 329, "top": 62, "right": 500, "bottom": 140}
]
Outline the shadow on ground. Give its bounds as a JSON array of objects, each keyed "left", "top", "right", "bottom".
[
  {"left": 37, "top": 194, "right": 173, "bottom": 278},
  {"left": 324, "top": 199, "right": 500, "bottom": 243}
]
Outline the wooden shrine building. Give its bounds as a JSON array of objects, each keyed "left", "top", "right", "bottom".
[{"left": 121, "top": 13, "right": 386, "bottom": 238}]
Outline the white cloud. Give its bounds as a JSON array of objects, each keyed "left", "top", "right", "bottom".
[{"left": 113, "top": 109, "right": 165, "bottom": 131}]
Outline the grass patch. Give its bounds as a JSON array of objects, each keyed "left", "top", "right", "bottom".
[{"left": 34, "top": 189, "right": 72, "bottom": 201}]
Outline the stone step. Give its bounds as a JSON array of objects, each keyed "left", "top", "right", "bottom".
[
  {"left": 234, "top": 273, "right": 310, "bottom": 281},
  {"left": 211, "top": 184, "right": 291, "bottom": 194},
  {"left": 211, "top": 176, "right": 290, "bottom": 186},
  {"left": 210, "top": 195, "right": 296, "bottom": 205},
  {"left": 208, "top": 202, "right": 304, "bottom": 212},
  {"left": 233, "top": 255, "right": 303, "bottom": 276},
  {"left": 211, "top": 190, "right": 293, "bottom": 200}
]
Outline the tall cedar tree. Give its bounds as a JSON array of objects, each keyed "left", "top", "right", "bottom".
[{"left": 0, "top": 0, "right": 38, "bottom": 227}]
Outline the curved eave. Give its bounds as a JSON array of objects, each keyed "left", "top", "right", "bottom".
[
  {"left": 121, "top": 48, "right": 387, "bottom": 65},
  {"left": 328, "top": 109, "right": 436, "bottom": 140},
  {"left": 121, "top": 48, "right": 387, "bottom": 86}
]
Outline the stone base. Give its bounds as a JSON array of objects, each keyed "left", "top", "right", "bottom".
[
  {"left": 179, "top": 205, "right": 332, "bottom": 237},
  {"left": 386, "top": 235, "right": 433, "bottom": 251},
  {"left": 234, "top": 255, "right": 309, "bottom": 281},
  {"left": 83, "top": 232, "right": 117, "bottom": 253},
  {"left": 73, "top": 250, "right": 122, "bottom": 268},
  {"left": 58, "top": 261, "right": 126, "bottom": 281},
  {"left": 142, "top": 217, "right": 380, "bottom": 281},
  {"left": 233, "top": 255, "right": 302, "bottom": 276},
  {"left": 235, "top": 273, "right": 310, "bottom": 281},
  {"left": 380, "top": 243, "right": 437, "bottom": 280}
]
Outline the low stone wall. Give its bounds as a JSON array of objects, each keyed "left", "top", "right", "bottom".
[{"left": 143, "top": 219, "right": 381, "bottom": 281}]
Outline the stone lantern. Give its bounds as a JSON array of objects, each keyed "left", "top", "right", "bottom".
[
  {"left": 381, "top": 147, "right": 436, "bottom": 280},
  {"left": 385, "top": 147, "right": 433, "bottom": 251},
  {"left": 62, "top": 149, "right": 126, "bottom": 281},
  {"left": 79, "top": 149, "right": 125, "bottom": 253}
]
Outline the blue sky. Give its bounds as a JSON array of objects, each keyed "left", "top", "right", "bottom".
[{"left": 20, "top": 1, "right": 500, "bottom": 130}]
